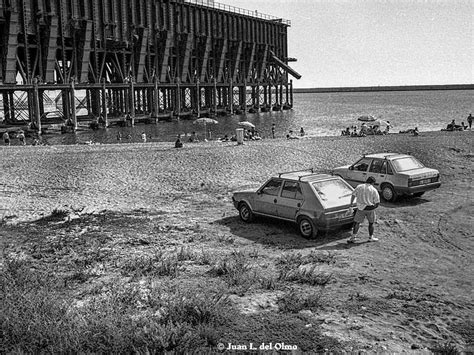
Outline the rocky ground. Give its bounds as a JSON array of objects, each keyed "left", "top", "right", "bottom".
[{"left": 0, "top": 130, "right": 472, "bottom": 352}]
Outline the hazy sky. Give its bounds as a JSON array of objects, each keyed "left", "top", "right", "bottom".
[{"left": 227, "top": 0, "right": 473, "bottom": 88}]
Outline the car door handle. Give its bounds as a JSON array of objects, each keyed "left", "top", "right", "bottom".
[
  {"left": 274, "top": 199, "right": 277, "bottom": 203},
  {"left": 380, "top": 175, "right": 385, "bottom": 177},
  {"left": 297, "top": 203, "right": 301, "bottom": 208},
  {"left": 362, "top": 173, "right": 367, "bottom": 175}
]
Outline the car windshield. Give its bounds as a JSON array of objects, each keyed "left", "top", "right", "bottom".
[
  {"left": 312, "top": 179, "right": 353, "bottom": 208},
  {"left": 391, "top": 157, "right": 424, "bottom": 171}
]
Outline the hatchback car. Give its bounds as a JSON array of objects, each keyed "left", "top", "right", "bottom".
[
  {"left": 232, "top": 170, "right": 356, "bottom": 238},
  {"left": 332, "top": 153, "right": 441, "bottom": 202}
]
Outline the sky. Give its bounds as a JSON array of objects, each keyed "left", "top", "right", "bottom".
[{"left": 225, "top": 0, "right": 473, "bottom": 88}]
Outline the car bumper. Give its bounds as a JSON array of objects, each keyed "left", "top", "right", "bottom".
[
  {"left": 397, "top": 182, "right": 441, "bottom": 195},
  {"left": 232, "top": 197, "right": 239, "bottom": 209},
  {"left": 314, "top": 213, "right": 355, "bottom": 231}
]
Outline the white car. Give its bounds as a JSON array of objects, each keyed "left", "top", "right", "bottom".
[{"left": 332, "top": 153, "right": 441, "bottom": 202}]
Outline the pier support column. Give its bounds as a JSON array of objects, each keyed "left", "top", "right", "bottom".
[
  {"left": 70, "top": 80, "right": 77, "bottom": 130},
  {"left": 279, "top": 84, "right": 283, "bottom": 111},
  {"left": 290, "top": 80, "right": 293, "bottom": 107},
  {"left": 176, "top": 80, "right": 181, "bottom": 117},
  {"left": 154, "top": 79, "right": 159, "bottom": 121},
  {"left": 213, "top": 79, "right": 217, "bottom": 116},
  {"left": 196, "top": 80, "right": 201, "bottom": 118},
  {"left": 129, "top": 79, "right": 135, "bottom": 126},
  {"left": 33, "top": 78, "right": 42, "bottom": 133},
  {"left": 229, "top": 79, "right": 233, "bottom": 115},
  {"left": 101, "top": 80, "right": 108, "bottom": 127}
]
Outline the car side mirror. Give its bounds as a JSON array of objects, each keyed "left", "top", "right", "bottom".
[{"left": 349, "top": 166, "right": 354, "bottom": 171}]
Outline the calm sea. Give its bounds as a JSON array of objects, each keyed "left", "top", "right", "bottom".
[{"left": 41, "top": 89, "right": 473, "bottom": 145}]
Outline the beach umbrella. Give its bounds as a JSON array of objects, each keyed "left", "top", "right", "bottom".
[
  {"left": 193, "top": 117, "right": 218, "bottom": 125},
  {"left": 238, "top": 121, "right": 255, "bottom": 129},
  {"left": 193, "top": 117, "right": 218, "bottom": 139},
  {"left": 357, "top": 115, "right": 376, "bottom": 122}
]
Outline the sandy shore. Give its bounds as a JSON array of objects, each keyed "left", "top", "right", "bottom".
[
  {"left": 1, "top": 130, "right": 473, "bottom": 352},
  {"left": 0, "top": 130, "right": 471, "bottom": 222}
]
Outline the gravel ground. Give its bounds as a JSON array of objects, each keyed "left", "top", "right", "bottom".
[{"left": 0, "top": 130, "right": 471, "bottom": 222}]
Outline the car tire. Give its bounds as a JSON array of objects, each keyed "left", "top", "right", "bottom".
[
  {"left": 238, "top": 202, "right": 254, "bottom": 222},
  {"left": 298, "top": 216, "right": 317, "bottom": 239},
  {"left": 381, "top": 184, "right": 397, "bottom": 202},
  {"left": 413, "top": 192, "right": 425, "bottom": 198}
]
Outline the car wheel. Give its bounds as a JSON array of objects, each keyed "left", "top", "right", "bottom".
[
  {"left": 298, "top": 217, "right": 317, "bottom": 239},
  {"left": 238, "top": 202, "right": 254, "bottom": 222},
  {"left": 413, "top": 192, "right": 425, "bottom": 198},
  {"left": 381, "top": 184, "right": 397, "bottom": 202}
]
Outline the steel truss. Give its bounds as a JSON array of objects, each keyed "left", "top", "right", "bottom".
[{"left": 0, "top": 0, "right": 300, "bottom": 130}]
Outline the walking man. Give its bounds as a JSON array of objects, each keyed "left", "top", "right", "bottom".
[
  {"left": 468, "top": 113, "right": 473, "bottom": 130},
  {"left": 347, "top": 176, "right": 380, "bottom": 243}
]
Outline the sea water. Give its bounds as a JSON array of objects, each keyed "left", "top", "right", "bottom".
[{"left": 41, "top": 89, "right": 473, "bottom": 145}]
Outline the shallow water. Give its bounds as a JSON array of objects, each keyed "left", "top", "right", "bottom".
[{"left": 38, "top": 89, "right": 473, "bottom": 145}]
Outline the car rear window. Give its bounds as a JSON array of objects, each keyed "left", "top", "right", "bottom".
[
  {"left": 391, "top": 157, "right": 424, "bottom": 172},
  {"left": 312, "top": 179, "right": 353, "bottom": 208}
]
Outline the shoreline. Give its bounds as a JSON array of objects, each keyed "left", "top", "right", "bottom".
[{"left": 0, "top": 127, "right": 471, "bottom": 147}]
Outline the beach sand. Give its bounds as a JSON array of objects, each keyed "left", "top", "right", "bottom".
[{"left": 1, "top": 130, "right": 472, "bottom": 352}]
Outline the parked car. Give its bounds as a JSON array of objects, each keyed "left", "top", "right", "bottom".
[
  {"left": 232, "top": 170, "right": 356, "bottom": 238},
  {"left": 332, "top": 153, "right": 441, "bottom": 202}
]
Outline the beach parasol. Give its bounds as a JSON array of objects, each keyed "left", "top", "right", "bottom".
[
  {"left": 193, "top": 117, "right": 218, "bottom": 139},
  {"left": 237, "top": 121, "right": 255, "bottom": 129},
  {"left": 357, "top": 115, "right": 376, "bottom": 122}
]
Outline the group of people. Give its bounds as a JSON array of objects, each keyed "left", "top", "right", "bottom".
[
  {"left": 443, "top": 117, "right": 470, "bottom": 131},
  {"left": 244, "top": 129, "right": 262, "bottom": 140},
  {"left": 2, "top": 130, "right": 26, "bottom": 146},
  {"left": 342, "top": 122, "right": 390, "bottom": 137},
  {"left": 286, "top": 127, "right": 306, "bottom": 139}
]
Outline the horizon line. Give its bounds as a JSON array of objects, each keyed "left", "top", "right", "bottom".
[{"left": 293, "top": 84, "right": 474, "bottom": 93}]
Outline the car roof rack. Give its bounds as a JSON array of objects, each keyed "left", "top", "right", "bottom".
[{"left": 278, "top": 168, "right": 314, "bottom": 180}]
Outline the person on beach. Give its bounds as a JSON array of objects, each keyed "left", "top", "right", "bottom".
[
  {"left": 347, "top": 176, "right": 380, "bottom": 243},
  {"left": 117, "top": 132, "right": 122, "bottom": 142},
  {"left": 271, "top": 123, "right": 275, "bottom": 138},
  {"left": 127, "top": 134, "right": 132, "bottom": 142},
  {"left": 18, "top": 130, "right": 26, "bottom": 145},
  {"left": 446, "top": 119, "right": 461, "bottom": 131},
  {"left": 300, "top": 127, "right": 305, "bottom": 136},
  {"left": 3, "top": 132, "right": 10, "bottom": 145},
  {"left": 413, "top": 127, "right": 420, "bottom": 136},
  {"left": 141, "top": 132, "right": 147, "bottom": 143},
  {"left": 175, "top": 134, "right": 183, "bottom": 148},
  {"left": 188, "top": 131, "right": 199, "bottom": 142},
  {"left": 467, "top": 114, "right": 472, "bottom": 130},
  {"left": 351, "top": 126, "right": 358, "bottom": 137}
]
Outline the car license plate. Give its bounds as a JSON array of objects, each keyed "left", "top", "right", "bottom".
[{"left": 420, "top": 178, "right": 431, "bottom": 184}]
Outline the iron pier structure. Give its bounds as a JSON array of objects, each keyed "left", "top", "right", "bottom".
[{"left": 0, "top": 0, "right": 301, "bottom": 131}]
